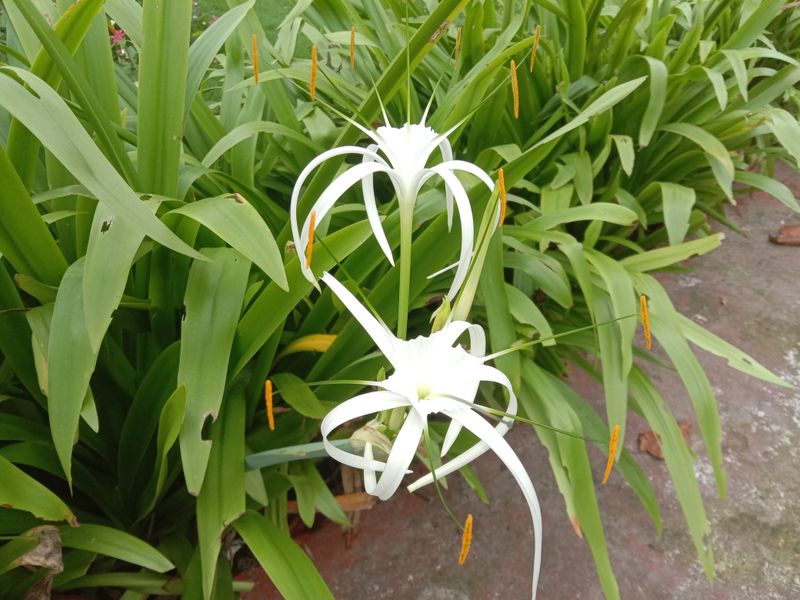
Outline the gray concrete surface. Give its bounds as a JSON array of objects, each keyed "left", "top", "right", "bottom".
[{"left": 239, "top": 164, "right": 800, "bottom": 599}]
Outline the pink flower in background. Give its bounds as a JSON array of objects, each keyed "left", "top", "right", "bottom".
[{"left": 110, "top": 29, "right": 126, "bottom": 44}]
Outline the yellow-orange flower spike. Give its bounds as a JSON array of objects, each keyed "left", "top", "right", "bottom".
[
  {"left": 265, "top": 379, "right": 275, "bottom": 431},
  {"left": 510, "top": 59, "right": 519, "bottom": 119},
  {"left": 454, "top": 26, "right": 463, "bottom": 65},
  {"left": 310, "top": 44, "right": 318, "bottom": 101},
  {"left": 252, "top": 34, "right": 260, "bottom": 85},
  {"left": 305, "top": 211, "right": 316, "bottom": 268},
  {"left": 350, "top": 26, "right": 356, "bottom": 68},
  {"left": 498, "top": 167, "right": 507, "bottom": 226},
  {"left": 458, "top": 514, "right": 473, "bottom": 564},
  {"left": 602, "top": 424, "right": 620, "bottom": 485},
  {"left": 529, "top": 24, "right": 541, "bottom": 73},
  {"left": 640, "top": 294, "right": 651, "bottom": 350}
]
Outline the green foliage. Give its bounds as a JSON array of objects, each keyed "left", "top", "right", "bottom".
[{"left": 0, "top": 0, "right": 796, "bottom": 598}]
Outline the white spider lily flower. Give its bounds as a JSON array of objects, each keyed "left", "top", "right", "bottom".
[
  {"left": 319, "top": 272, "right": 542, "bottom": 599},
  {"left": 290, "top": 119, "right": 494, "bottom": 298}
]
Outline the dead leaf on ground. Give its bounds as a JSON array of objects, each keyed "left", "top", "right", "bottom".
[
  {"left": 638, "top": 420, "right": 692, "bottom": 460},
  {"left": 19, "top": 526, "right": 63, "bottom": 600},
  {"left": 769, "top": 225, "right": 800, "bottom": 246}
]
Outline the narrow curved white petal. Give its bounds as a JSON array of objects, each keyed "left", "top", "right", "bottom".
[
  {"left": 437, "top": 160, "right": 495, "bottom": 192},
  {"left": 407, "top": 364, "right": 516, "bottom": 490},
  {"left": 371, "top": 408, "right": 426, "bottom": 500},
  {"left": 440, "top": 324, "right": 487, "bottom": 456},
  {"left": 442, "top": 407, "right": 541, "bottom": 600},
  {"left": 361, "top": 144, "right": 396, "bottom": 265},
  {"left": 321, "top": 390, "right": 410, "bottom": 473},
  {"left": 429, "top": 166, "right": 475, "bottom": 300},
  {"left": 439, "top": 139, "right": 455, "bottom": 229},
  {"left": 291, "top": 145, "right": 385, "bottom": 261},
  {"left": 426, "top": 258, "right": 461, "bottom": 281},
  {"left": 300, "top": 162, "right": 392, "bottom": 283},
  {"left": 321, "top": 272, "right": 400, "bottom": 364}
]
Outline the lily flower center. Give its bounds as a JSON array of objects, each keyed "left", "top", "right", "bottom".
[
  {"left": 383, "top": 333, "right": 482, "bottom": 406},
  {"left": 375, "top": 123, "right": 439, "bottom": 196}
]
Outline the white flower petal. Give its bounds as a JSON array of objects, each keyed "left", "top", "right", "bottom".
[
  {"left": 371, "top": 407, "right": 426, "bottom": 500},
  {"left": 437, "top": 160, "right": 495, "bottom": 192},
  {"left": 321, "top": 272, "right": 401, "bottom": 365},
  {"left": 439, "top": 140, "right": 455, "bottom": 229},
  {"left": 300, "top": 161, "right": 392, "bottom": 279},
  {"left": 291, "top": 145, "right": 385, "bottom": 260},
  {"left": 321, "top": 390, "right": 410, "bottom": 473},
  {"left": 442, "top": 407, "right": 541, "bottom": 600},
  {"left": 440, "top": 324, "right": 487, "bottom": 456},
  {"left": 361, "top": 144, "right": 396, "bottom": 266},
  {"left": 429, "top": 166, "right": 475, "bottom": 299}
]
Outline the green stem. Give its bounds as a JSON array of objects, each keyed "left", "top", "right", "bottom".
[{"left": 397, "top": 202, "right": 414, "bottom": 339}]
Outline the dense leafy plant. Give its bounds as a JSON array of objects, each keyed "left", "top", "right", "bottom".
[{"left": 0, "top": 0, "right": 797, "bottom": 598}]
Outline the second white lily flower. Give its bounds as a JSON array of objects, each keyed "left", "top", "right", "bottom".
[{"left": 319, "top": 272, "right": 542, "bottom": 599}]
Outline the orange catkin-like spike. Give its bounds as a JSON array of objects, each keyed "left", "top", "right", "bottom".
[
  {"left": 305, "top": 211, "right": 317, "bottom": 268},
  {"left": 350, "top": 26, "right": 356, "bottom": 68},
  {"left": 529, "top": 24, "right": 541, "bottom": 73},
  {"left": 252, "top": 34, "right": 260, "bottom": 84},
  {"left": 265, "top": 379, "right": 275, "bottom": 431},
  {"left": 510, "top": 59, "right": 519, "bottom": 119},
  {"left": 640, "top": 294, "right": 651, "bottom": 350},
  {"left": 454, "top": 26, "right": 462, "bottom": 65},
  {"left": 602, "top": 424, "right": 620, "bottom": 485},
  {"left": 458, "top": 514, "right": 473, "bottom": 564},
  {"left": 310, "top": 44, "right": 318, "bottom": 101},
  {"left": 498, "top": 168, "right": 507, "bottom": 226}
]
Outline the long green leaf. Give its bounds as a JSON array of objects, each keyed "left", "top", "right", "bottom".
[
  {"left": 677, "top": 314, "right": 792, "bottom": 388},
  {"left": 0, "top": 455, "right": 76, "bottom": 525},
  {"left": 59, "top": 524, "right": 174, "bottom": 573},
  {"left": 658, "top": 182, "right": 697, "bottom": 245},
  {"left": 47, "top": 259, "right": 97, "bottom": 485},
  {"left": 170, "top": 194, "right": 288, "bottom": 289},
  {"left": 184, "top": 0, "right": 255, "bottom": 119},
  {"left": 0, "top": 69, "right": 201, "bottom": 258},
  {"left": 234, "top": 511, "right": 334, "bottom": 600},
  {"left": 137, "top": 0, "right": 192, "bottom": 197},
  {"left": 620, "top": 234, "right": 721, "bottom": 272},
  {"left": 179, "top": 248, "right": 250, "bottom": 495},
  {"left": 658, "top": 122, "right": 734, "bottom": 199},
  {"left": 629, "top": 367, "right": 714, "bottom": 578},
  {"left": 197, "top": 386, "right": 246, "bottom": 599},
  {"left": 634, "top": 274, "right": 726, "bottom": 497}
]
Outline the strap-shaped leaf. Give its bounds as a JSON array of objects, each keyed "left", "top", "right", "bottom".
[
  {"left": 0, "top": 69, "right": 201, "bottom": 259},
  {"left": 59, "top": 524, "right": 174, "bottom": 573},
  {"left": 234, "top": 511, "right": 334, "bottom": 600},
  {"left": 0, "top": 455, "right": 76, "bottom": 525},
  {"left": 170, "top": 194, "right": 288, "bottom": 290},
  {"left": 179, "top": 248, "right": 251, "bottom": 495},
  {"left": 197, "top": 387, "right": 246, "bottom": 599}
]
